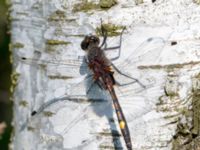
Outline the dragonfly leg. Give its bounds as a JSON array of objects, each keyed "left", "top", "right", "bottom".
[
  {"left": 111, "top": 62, "right": 146, "bottom": 88},
  {"left": 87, "top": 79, "right": 107, "bottom": 95},
  {"left": 86, "top": 81, "right": 96, "bottom": 94},
  {"left": 103, "top": 27, "right": 126, "bottom": 61},
  {"left": 83, "top": 55, "right": 89, "bottom": 64},
  {"left": 31, "top": 74, "right": 94, "bottom": 116},
  {"left": 115, "top": 80, "right": 137, "bottom": 87},
  {"left": 31, "top": 96, "right": 71, "bottom": 116},
  {"left": 100, "top": 19, "right": 108, "bottom": 48}
]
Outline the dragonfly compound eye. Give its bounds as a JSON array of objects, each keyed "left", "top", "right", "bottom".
[
  {"left": 81, "top": 40, "right": 89, "bottom": 50},
  {"left": 81, "top": 35, "right": 91, "bottom": 50}
]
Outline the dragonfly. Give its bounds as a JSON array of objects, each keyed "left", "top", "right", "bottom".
[
  {"left": 80, "top": 27, "right": 137, "bottom": 150},
  {"left": 18, "top": 23, "right": 169, "bottom": 149}
]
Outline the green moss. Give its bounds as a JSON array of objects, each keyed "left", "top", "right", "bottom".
[
  {"left": 16, "top": 12, "right": 28, "bottom": 16},
  {"left": 39, "top": 64, "right": 46, "bottom": 70},
  {"left": 54, "top": 10, "right": 65, "bottom": 16},
  {"left": 194, "top": 72, "right": 200, "bottom": 79},
  {"left": 43, "top": 111, "right": 55, "bottom": 117},
  {"left": 98, "top": 132, "right": 113, "bottom": 137},
  {"left": 48, "top": 10, "right": 66, "bottom": 22},
  {"left": 46, "top": 40, "right": 70, "bottom": 52},
  {"left": 48, "top": 75, "right": 73, "bottom": 80},
  {"left": 46, "top": 40, "right": 71, "bottom": 45},
  {"left": 73, "top": 1, "right": 100, "bottom": 12},
  {"left": 191, "top": 90, "right": 200, "bottom": 135},
  {"left": 10, "top": 72, "right": 20, "bottom": 94},
  {"left": 135, "top": 0, "right": 144, "bottom": 5},
  {"left": 99, "top": 0, "right": 117, "bottom": 8},
  {"left": 27, "top": 126, "right": 35, "bottom": 131},
  {"left": 159, "top": 107, "right": 170, "bottom": 112},
  {"left": 181, "top": 109, "right": 192, "bottom": 118},
  {"left": 73, "top": 0, "right": 117, "bottom": 12},
  {"left": 194, "top": 0, "right": 200, "bottom": 5},
  {"left": 8, "top": 16, "right": 20, "bottom": 22},
  {"left": 164, "top": 114, "right": 180, "bottom": 120},
  {"left": 99, "top": 145, "right": 115, "bottom": 149},
  {"left": 165, "top": 91, "right": 178, "bottom": 98},
  {"left": 192, "top": 73, "right": 200, "bottom": 92},
  {"left": 11, "top": 42, "right": 24, "bottom": 48},
  {"left": 9, "top": 44, "right": 13, "bottom": 64},
  {"left": 19, "top": 100, "right": 28, "bottom": 107},
  {"left": 98, "top": 130, "right": 120, "bottom": 137},
  {"left": 96, "top": 23, "right": 125, "bottom": 36},
  {"left": 138, "top": 61, "right": 200, "bottom": 70}
]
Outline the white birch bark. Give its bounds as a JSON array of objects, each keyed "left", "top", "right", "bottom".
[{"left": 10, "top": 0, "right": 200, "bottom": 149}]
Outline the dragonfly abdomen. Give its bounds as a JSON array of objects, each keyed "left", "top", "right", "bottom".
[{"left": 108, "top": 87, "right": 133, "bottom": 150}]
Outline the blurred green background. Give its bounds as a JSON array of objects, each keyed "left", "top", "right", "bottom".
[{"left": 0, "top": 0, "right": 12, "bottom": 149}]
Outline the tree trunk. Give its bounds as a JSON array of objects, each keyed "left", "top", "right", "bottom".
[{"left": 10, "top": 0, "right": 200, "bottom": 149}]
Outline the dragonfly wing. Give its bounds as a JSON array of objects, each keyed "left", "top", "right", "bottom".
[
  {"left": 112, "top": 37, "right": 171, "bottom": 122},
  {"left": 50, "top": 98, "right": 110, "bottom": 150},
  {"left": 33, "top": 74, "right": 111, "bottom": 115},
  {"left": 115, "top": 81, "right": 162, "bottom": 122},
  {"left": 117, "top": 37, "right": 167, "bottom": 69},
  {"left": 34, "top": 76, "right": 113, "bottom": 149},
  {"left": 115, "top": 59, "right": 200, "bottom": 124},
  {"left": 17, "top": 54, "right": 89, "bottom": 78},
  {"left": 112, "top": 36, "right": 168, "bottom": 88},
  {"left": 66, "top": 74, "right": 111, "bottom": 101}
]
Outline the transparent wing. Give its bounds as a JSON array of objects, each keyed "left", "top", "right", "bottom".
[
  {"left": 117, "top": 63, "right": 200, "bottom": 123},
  {"left": 110, "top": 36, "right": 169, "bottom": 88},
  {"left": 21, "top": 36, "right": 170, "bottom": 129},
  {"left": 16, "top": 54, "right": 89, "bottom": 77},
  {"left": 117, "top": 37, "right": 167, "bottom": 69},
  {"left": 17, "top": 36, "right": 167, "bottom": 82},
  {"left": 30, "top": 70, "right": 155, "bottom": 131},
  {"left": 26, "top": 36, "right": 170, "bottom": 135},
  {"left": 27, "top": 63, "right": 200, "bottom": 150},
  {"left": 115, "top": 81, "right": 161, "bottom": 123},
  {"left": 32, "top": 74, "right": 111, "bottom": 115},
  {"left": 41, "top": 63, "right": 200, "bottom": 132},
  {"left": 19, "top": 57, "right": 84, "bottom": 68}
]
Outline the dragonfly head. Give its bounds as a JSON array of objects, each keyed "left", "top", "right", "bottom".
[{"left": 81, "top": 35, "right": 100, "bottom": 51}]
